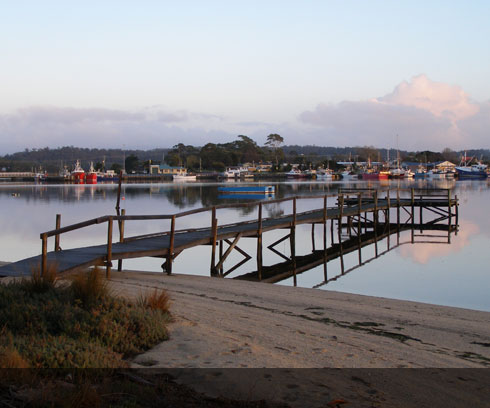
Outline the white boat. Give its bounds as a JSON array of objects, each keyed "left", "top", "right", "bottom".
[
  {"left": 427, "top": 169, "right": 445, "bottom": 179},
  {"left": 316, "top": 169, "right": 333, "bottom": 180},
  {"left": 286, "top": 168, "right": 306, "bottom": 178},
  {"left": 173, "top": 174, "right": 197, "bottom": 181},
  {"left": 222, "top": 167, "right": 247, "bottom": 178},
  {"left": 341, "top": 170, "right": 358, "bottom": 180},
  {"left": 389, "top": 168, "right": 405, "bottom": 178}
]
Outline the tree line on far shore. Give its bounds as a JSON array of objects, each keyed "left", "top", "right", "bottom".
[{"left": 0, "top": 135, "right": 488, "bottom": 173}]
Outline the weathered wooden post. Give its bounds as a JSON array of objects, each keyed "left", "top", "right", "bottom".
[
  {"left": 447, "top": 189, "right": 452, "bottom": 244},
  {"left": 396, "top": 188, "right": 400, "bottom": 244},
  {"left": 210, "top": 207, "right": 218, "bottom": 276},
  {"left": 357, "top": 192, "right": 362, "bottom": 264},
  {"left": 374, "top": 190, "right": 378, "bottom": 257},
  {"left": 54, "top": 214, "right": 61, "bottom": 251},
  {"left": 117, "top": 209, "right": 125, "bottom": 271},
  {"left": 41, "top": 233, "right": 47, "bottom": 276},
  {"left": 257, "top": 202, "right": 263, "bottom": 281},
  {"left": 115, "top": 171, "right": 123, "bottom": 212},
  {"left": 386, "top": 190, "right": 391, "bottom": 250},
  {"left": 323, "top": 195, "right": 327, "bottom": 281},
  {"left": 311, "top": 224, "right": 316, "bottom": 251},
  {"left": 167, "top": 215, "right": 176, "bottom": 275},
  {"left": 219, "top": 240, "right": 224, "bottom": 276},
  {"left": 106, "top": 216, "right": 113, "bottom": 278},
  {"left": 291, "top": 197, "right": 297, "bottom": 286},
  {"left": 419, "top": 192, "right": 423, "bottom": 233},
  {"left": 338, "top": 193, "right": 345, "bottom": 274},
  {"left": 455, "top": 194, "right": 459, "bottom": 235},
  {"left": 411, "top": 188, "right": 415, "bottom": 244}
]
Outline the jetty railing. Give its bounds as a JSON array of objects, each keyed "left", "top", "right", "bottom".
[{"left": 39, "top": 188, "right": 457, "bottom": 280}]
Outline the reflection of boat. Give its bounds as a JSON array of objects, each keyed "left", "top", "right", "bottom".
[
  {"left": 173, "top": 174, "right": 197, "bottom": 181},
  {"left": 219, "top": 194, "right": 275, "bottom": 200},
  {"left": 218, "top": 186, "right": 275, "bottom": 194},
  {"left": 361, "top": 171, "right": 389, "bottom": 180},
  {"left": 72, "top": 160, "right": 85, "bottom": 183}
]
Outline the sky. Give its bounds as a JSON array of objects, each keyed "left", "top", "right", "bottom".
[{"left": 1, "top": 0, "right": 489, "bottom": 154}]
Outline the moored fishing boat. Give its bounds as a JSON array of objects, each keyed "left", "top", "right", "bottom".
[
  {"left": 85, "top": 162, "right": 97, "bottom": 184},
  {"left": 455, "top": 153, "right": 488, "bottom": 179},
  {"left": 71, "top": 160, "right": 85, "bottom": 183},
  {"left": 286, "top": 168, "right": 306, "bottom": 178},
  {"left": 173, "top": 174, "right": 197, "bottom": 181},
  {"left": 455, "top": 163, "right": 488, "bottom": 179}
]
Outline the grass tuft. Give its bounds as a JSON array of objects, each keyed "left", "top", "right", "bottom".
[
  {"left": 137, "top": 288, "right": 171, "bottom": 313},
  {"left": 70, "top": 267, "right": 108, "bottom": 308},
  {"left": 0, "top": 346, "right": 30, "bottom": 368},
  {"left": 21, "top": 263, "right": 59, "bottom": 293}
]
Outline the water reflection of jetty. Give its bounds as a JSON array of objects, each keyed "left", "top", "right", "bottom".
[{"left": 0, "top": 189, "right": 459, "bottom": 286}]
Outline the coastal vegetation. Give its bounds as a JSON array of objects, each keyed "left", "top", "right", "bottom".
[
  {"left": 0, "top": 267, "right": 171, "bottom": 368},
  {"left": 1, "top": 137, "right": 488, "bottom": 173}
]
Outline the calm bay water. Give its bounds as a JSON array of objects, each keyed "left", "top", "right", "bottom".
[{"left": 1, "top": 178, "right": 489, "bottom": 312}]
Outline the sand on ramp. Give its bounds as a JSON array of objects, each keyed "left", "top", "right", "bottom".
[
  {"left": 110, "top": 270, "right": 489, "bottom": 369},
  {"left": 107, "top": 270, "right": 490, "bottom": 408}
]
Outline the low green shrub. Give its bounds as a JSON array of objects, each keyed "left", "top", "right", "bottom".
[{"left": 0, "top": 268, "right": 171, "bottom": 368}]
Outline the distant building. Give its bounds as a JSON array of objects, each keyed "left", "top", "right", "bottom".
[
  {"left": 435, "top": 161, "right": 456, "bottom": 171},
  {"left": 149, "top": 164, "right": 187, "bottom": 175}
]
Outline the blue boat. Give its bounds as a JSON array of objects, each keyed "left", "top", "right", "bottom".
[
  {"left": 455, "top": 164, "right": 488, "bottom": 179},
  {"left": 218, "top": 186, "right": 275, "bottom": 194}
]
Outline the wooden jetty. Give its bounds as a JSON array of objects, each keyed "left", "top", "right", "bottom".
[{"left": 0, "top": 188, "right": 459, "bottom": 286}]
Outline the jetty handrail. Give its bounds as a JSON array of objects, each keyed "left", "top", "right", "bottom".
[
  {"left": 40, "top": 193, "right": 343, "bottom": 238},
  {"left": 41, "top": 188, "right": 454, "bottom": 240},
  {"left": 38, "top": 188, "right": 456, "bottom": 277},
  {"left": 42, "top": 216, "right": 111, "bottom": 238}
]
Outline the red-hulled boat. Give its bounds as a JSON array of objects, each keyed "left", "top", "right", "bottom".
[
  {"left": 86, "top": 162, "right": 97, "bottom": 184},
  {"left": 361, "top": 170, "right": 390, "bottom": 180},
  {"left": 72, "top": 160, "right": 85, "bottom": 183}
]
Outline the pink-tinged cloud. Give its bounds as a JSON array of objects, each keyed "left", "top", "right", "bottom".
[
  {"left": 399, "top": 219, "right": 479, "bottom": 264},
  {"left": 378, "top": 74, "right": 479, "bottom": 121},
  {"left": 300, "top": 75, "right": 489, "bottom": 150}
]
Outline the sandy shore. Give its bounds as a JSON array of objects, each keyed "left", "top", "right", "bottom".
[
  {"left": 108, "top": 271, "right": 490, "bottom": 407},
  {"left": 109, "top": 270, "right": 489, "bottom": 369}
]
